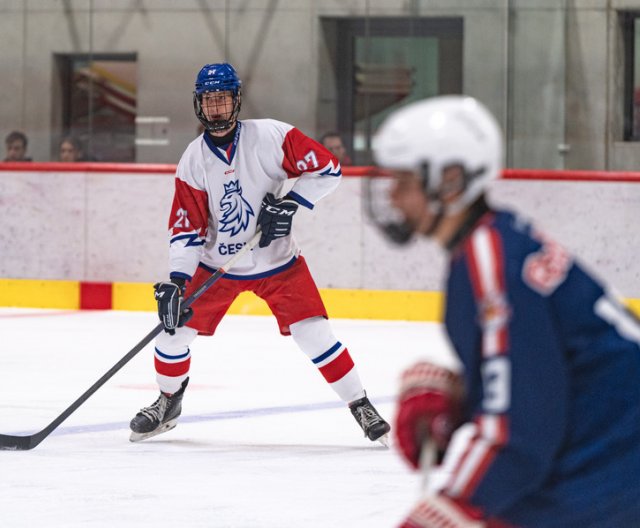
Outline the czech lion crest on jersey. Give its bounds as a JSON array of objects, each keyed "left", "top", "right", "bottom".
[{"left": 219, "top": 180, "right": 254, "bottom": 235}]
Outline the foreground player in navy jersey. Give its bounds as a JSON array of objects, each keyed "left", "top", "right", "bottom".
[
  {"left": 370, "top": 96, "right": 640, "bottom": 527},
  {"left": 129, "top": 63, "right": 389, "bottom": 445}
]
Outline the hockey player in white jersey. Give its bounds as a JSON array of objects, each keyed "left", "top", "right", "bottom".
[{"left": 129, "top": 62, "right": 390, "bottom": 445}]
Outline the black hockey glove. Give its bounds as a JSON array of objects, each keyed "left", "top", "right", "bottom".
[
  {"left": 153, "top": 278, "right": 194, "bottom": 335},
  {"left": 257, "top": 193, "right": 299, "bottom": 248}
]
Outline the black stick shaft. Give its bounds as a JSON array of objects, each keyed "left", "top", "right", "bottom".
[{"left": 0, "top": 232, "right": 260, "bottom": 450}]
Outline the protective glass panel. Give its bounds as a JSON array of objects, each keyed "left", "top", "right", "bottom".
[
  {"left": 56, "top": 55, "right": 137, "bottom": 162},
  {"left": 633, "top": 18, "right": 640, "bottom": 139},
  {"left": 353, "top": 37, "right": 439, "bottom": 163}
]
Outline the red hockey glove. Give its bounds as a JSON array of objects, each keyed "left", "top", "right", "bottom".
[
  {"left": 399, "top": 495, "right": 516, "bottom": 528},
  {"left": 395, "top": 362, "right": 464, "bottom": 470}
]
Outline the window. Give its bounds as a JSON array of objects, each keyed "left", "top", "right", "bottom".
[
  {"left": 54, "top": 53, "right": 137, "bottom": 161},
  {"left": 622, "top": 13, "right": 640, "bottom": 141},
  {"left": 323, "top": 17, "right": 463, "bottom": 164}
]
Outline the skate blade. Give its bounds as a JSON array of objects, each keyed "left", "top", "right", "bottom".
[
  {"left": 376, "top": 433, "right": 390, "bottom": 448},
  {"left": 129, "top": 419, "right": 178, "bottom": 443}
]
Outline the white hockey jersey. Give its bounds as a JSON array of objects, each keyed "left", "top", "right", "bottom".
[{"left": 167, "top": 119, "right": 342, "bottom": 280}]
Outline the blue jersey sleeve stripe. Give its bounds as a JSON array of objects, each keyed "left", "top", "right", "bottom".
[
  {"left": 170, "top": 233, "right": 206, "bottom": 247},
  {"left": 287, "top": 190, "right": 314, "bottom": 210},
  {"left": 319, "top": 162, "right": 342, "bottom": 177}
]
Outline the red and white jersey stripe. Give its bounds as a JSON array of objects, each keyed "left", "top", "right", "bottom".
[{"left": 445, "top": 224, "right": 511, "bottom": 501}]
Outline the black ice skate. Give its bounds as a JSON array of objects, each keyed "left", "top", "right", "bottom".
[
  {"left": 129, "top": 378, "right": 189, "bottom": 442},
  {"left": 349, "top": 393, "right": 391, "bottom": 447}
]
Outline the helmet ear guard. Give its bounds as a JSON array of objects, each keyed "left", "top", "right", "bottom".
[{"left": 431, "top": 163, "right": 488, "bottom": 215}]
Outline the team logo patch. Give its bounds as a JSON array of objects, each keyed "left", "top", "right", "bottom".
[
  {"left": 478, "top": 292, "right": 511, "bottom": 331},
  {"left": 523, "top": 233, "right": 572, "bottom": 295},
  {"left": 219, "top": 180, "right": 254, "bottom": 236}
]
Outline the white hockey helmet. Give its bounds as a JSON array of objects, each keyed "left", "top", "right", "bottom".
[{"left": 373, "top": 95, "right": 503, "bottom": 215}]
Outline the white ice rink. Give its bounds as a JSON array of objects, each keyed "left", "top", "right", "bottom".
[{"left": 0, "top": 309, "right": 459, "bottom": 528}]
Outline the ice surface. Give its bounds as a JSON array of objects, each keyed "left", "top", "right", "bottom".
[{"left": 0, "top": 309, "right": 457, "bottom": 528}]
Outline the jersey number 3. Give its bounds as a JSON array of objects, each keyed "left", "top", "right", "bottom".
[{"left": 481, "top": 356, "right": 511, "bottom": 413}]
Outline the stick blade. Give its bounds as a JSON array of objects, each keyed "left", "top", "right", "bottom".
[{"left": 0, "top": 433, "right": 38, "bottom": 451}]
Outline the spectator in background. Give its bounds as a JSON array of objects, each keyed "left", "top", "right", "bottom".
[
  {"left": 4, "top": 131, "right": 31, "bottom": 162},
  {"left": 58, "top": 136, "right": 85, "bottom": 162},
  {"left": 320, "top": 131, "right": 352, "bottom": 166}
]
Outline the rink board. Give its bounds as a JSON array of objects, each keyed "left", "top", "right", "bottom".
[
  {"left": 0, "top": 278, "right": 443, "bottom": 322},
  {"left": 1, "top": 277, "right": 639, "bottom": 321}
]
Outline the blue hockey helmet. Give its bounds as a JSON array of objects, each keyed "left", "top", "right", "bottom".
[{"left": 193, "top": 62, "right": 242, "bottom": 133}]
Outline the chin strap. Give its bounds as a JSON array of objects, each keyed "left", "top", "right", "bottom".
[
  {"left": 444, "top": 195, "right": 491, "bottom": 252},
  {"left": 193, "top": 91, "right": 242, "bottom": 133},
  {"left": 423, "top": 208, "right": 445, "bottom": 238}
]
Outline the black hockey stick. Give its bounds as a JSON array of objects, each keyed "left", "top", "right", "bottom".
[{"left": 0, "top": 232, "right": 262, "bottom": 451}]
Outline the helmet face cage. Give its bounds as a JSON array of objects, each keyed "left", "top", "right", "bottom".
[
  {"left": 193, "top": 63, "right": 242, "bottom": 133},
  {"left": 364, "top": 163, "right": 443, "bottom": 246},
  {"left": 364, "top": 176, "right": 415, "bottom": 245}
]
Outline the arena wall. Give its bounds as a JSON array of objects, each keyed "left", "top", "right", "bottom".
[{"left": 1, "top": 165, "right": 638, "bottom": 319}]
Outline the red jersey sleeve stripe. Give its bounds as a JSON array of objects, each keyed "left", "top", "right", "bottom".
[
  {"left": 445, "top": 414, "right": 510, "bottom": 500},
  {"left": 281, "top": 127, "right": 340, "bottom": 179},
  {"left": 170, "top": 178, "right": 210, "bottom": 237},
  {"left": 446, "top": 225, "right": 511, "bottom": 501},
  {"left": 465, "top": 225, "right": 509, "bottom": 358}
]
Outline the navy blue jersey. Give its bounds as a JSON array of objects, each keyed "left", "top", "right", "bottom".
[{"left": 442, "top": 209, "right": 640, "bottom": 527}]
